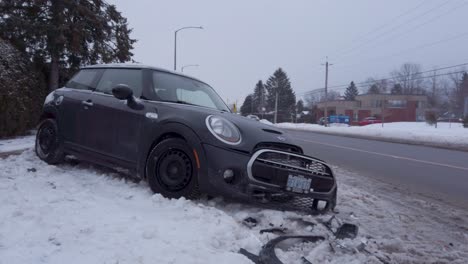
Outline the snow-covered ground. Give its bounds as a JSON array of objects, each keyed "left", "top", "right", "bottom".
[
  {"left": 275, "top": 122, "right": 468, "bottom": 150},
  {"left": 1, "top": 147, "right": 467, "bottom": 263},
  {"left": 0, "top": 134, "right": 35, "bottom": 153}
]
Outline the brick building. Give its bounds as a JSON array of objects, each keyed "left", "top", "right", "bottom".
[{"left": 316, "top": 94, "right": 428, "bottom": 122}]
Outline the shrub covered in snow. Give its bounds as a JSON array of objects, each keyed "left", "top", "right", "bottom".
[{"left": 0, "top": 38, "right": 47, "bottom": 138}]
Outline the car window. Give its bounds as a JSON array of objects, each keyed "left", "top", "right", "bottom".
[
  {"left": 152, "top": 71, "right": 229, "bottom": 111},
  {"left": 96, "top": 69, "right": 143, "bottom": 97},
  {"left": 66, "top": 69, "right": 100, "bottom": 90}
]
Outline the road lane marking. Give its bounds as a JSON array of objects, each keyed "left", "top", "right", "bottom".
[{"left": 297, "top": 137, "right": 468, "bottom": 172}]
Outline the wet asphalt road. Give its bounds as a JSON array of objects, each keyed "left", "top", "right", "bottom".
[{"left": 284, "top": 129, "right": 468, "bottom": 209}]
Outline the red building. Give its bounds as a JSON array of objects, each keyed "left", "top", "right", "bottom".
[{"left": 316, "top": 94, "right": 428, "bottom": 123}]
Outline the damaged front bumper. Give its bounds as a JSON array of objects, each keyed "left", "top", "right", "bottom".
[{"left": 199, "top": 144, "right": 337, "bottom": 213}]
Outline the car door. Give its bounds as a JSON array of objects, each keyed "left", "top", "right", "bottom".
[
  {"left": 59, "top": 68, "right": 103, "bottom": 148},
  {"left": 91, "top": 68, "right": 145, "bottom": 165}
]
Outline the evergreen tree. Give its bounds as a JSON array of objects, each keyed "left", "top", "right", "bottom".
[
  {"left": 265, "top": 68, "right": 296, "bottom": 120},
  {"left": 240, "top": 94, "right": 254, "bottom": 115},
  {"left": 0, "top": 0, "right": 136, "bottom": 90},
  {"left": 252, "top": 80, "right": 266, "bottom": 113},
  {"left": 391, "top": 83, "right": 403, "bottom": 94},
  {"left": 368, "top": 84, "right": 380, "bottom": 94},
  {"left": 296, "top": 100, "right": 304, "bottom": 113},
  {"left": 344, "top": 81, "right": 359, "bottom": 100}
]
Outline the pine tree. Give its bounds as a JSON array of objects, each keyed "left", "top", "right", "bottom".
[
  {"left": 265, "top": 68, "right": 296, "bottom": 121},
  {"left": 368, "top": 84, "right": 380, "bottom": 94},
  {"left": 344, "top": 81, "right": 359, "bottom": 100},
  {"left": 240, "top": 94, "right": 254, "bottom": 115},
  {"left": 0, "top": 0, "right": 136, "bottom": 90},
  {"left": 391, "top": 83, "right": 403, "bottom": 94},
  {"left": 296, "top": 100, "right": 304, "bottom": 113},
  {"left": 252, "top": 80, "right": 266, "bottom": 113}
]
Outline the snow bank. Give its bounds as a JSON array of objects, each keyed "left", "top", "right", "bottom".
[
  {"left": 1, "top": 150, "right": 467, "bottom": 263},
  {"left": 276, "top": 122, "right": 468, "bottom": 150}
]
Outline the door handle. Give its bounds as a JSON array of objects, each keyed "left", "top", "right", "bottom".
[{"left": 81, "top": 100, "right": 94, "bottom": 107}]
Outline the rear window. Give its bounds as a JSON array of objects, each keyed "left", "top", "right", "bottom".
[{"left": 66, "top": 69, "right": 100, "bottom": 90}]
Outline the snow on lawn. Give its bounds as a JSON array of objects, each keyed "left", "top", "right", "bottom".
[
  {"left": 1, "top": 149, "right": 468, "bottom": 263},
  {"left": 276, "top": 122, "right": 468, "bottom": 149},
  {"left": 0, "top": 134, "right": 35, "bottom": 153}
]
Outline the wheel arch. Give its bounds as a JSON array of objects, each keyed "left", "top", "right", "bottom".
[{"left": 138, "top": 122, "right": 206, "bottom": 180}]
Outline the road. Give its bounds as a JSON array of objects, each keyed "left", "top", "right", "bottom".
[{"left": 285, "top": 129, "right": 468, "bottom": 209}]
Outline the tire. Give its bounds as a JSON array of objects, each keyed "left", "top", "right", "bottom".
[
  {"left": 146, "top": 138, "right": 200, "bottom": 199},
  {"left": 35, "top": 118, "right": 65, "bottom": 164}
]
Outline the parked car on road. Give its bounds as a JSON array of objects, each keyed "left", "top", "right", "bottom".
[
  {"left": 35, "top": 64, "right": 336, "bottom": 213},
  {"left": 358, "top": 117, "right": 381, "bottom": 126}
]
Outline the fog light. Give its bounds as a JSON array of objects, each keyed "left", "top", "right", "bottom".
[{"left": 223, "top": 169, "right": 235, "bottom": 183}]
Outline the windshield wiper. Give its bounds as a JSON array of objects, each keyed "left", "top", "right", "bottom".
[{"left": 160, "top": 99, "right": 198, "bottom": 106}]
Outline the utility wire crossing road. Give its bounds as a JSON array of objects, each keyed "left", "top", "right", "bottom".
[{"left": 286, "top": 130, "right": 468, "bottom": 209}]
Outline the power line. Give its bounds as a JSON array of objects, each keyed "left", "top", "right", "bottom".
[
  {"left": 333, "top": 31, "right": 468, "bottom": 71},
  {"left": 297, "top": 64, "right": 468, "bottom": 96},
  {"left": 334, "top": 0, "right": 428, "bottom": 56},
  {"left": 333, "top": 0, "right": 464, "bottom": 60}
]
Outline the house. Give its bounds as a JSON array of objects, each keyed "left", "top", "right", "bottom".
[{"left": 316, "top": 94, "right": 428, "bottom": 123}]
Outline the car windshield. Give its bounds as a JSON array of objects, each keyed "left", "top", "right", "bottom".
[{"left": 152, "top": 71, "right": 230, "bottom": 112}]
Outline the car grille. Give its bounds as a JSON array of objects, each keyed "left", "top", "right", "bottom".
[
  {"left": 254, "top": 142, "right": 303, "bottom": 154},
  {"left": 247, "top": 149, "right": 335, "bottom": 193}
]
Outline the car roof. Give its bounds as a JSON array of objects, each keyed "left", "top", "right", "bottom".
[{"left": 81, "top": 63, "right": 208, "bottom": 85}]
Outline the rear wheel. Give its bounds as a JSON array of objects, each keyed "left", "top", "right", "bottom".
[
  {"left": 35, "top": 118, "right": 64, "bottom": 164},
  {"left": 146, "top": 138, "right": 200, "bottom": 199}
]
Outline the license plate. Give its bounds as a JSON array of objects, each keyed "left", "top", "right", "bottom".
[{"left": 286, "top": 174, "right": 312, "bottom": 194}]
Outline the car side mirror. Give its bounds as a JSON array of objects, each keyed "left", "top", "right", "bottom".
[
  {"left": 112, "top": 84, "right": 144, "bottom": 110},
  {"left": 112, "top": 84, "right": 133, "bottom": 100}
]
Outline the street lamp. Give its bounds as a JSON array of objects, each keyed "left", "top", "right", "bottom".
[
  {"left": 174, "top": 26, "right": 203, "bottom": 71},
  {"left": 181, "top": 64, "right": 199, "bottom": 73}
]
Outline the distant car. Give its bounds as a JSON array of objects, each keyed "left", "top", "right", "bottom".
[
  {"left": 246, "top": 114, "right": 260, "bottom": 121},
  {"left": 318, "top": 117, "right": 329, "bottom": 126},
  {"left": 35, "top": 63, "right": 336, "bottom": 213},
  {"left": 358, "top": 117, "right": 381, "bottom": 126}
]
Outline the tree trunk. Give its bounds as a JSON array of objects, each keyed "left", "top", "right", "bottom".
[{"left": 49, "top": 55, "right": 60, "bottom": 91}]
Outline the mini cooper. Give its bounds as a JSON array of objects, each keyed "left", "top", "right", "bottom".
[{"left": 36, "top": 64, "right": 337, "bottom": 213}]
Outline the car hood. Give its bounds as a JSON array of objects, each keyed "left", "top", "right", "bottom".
[{"left": 153, "top": 102, "right": 300, "bottom": 153}]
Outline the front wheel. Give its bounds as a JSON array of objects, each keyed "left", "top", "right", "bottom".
[
  {"left": 35, "top": 118, "right": 65, "bottom": 164},
  {"left": 146, "top": 138, "right": 200, "bottom": 199}
]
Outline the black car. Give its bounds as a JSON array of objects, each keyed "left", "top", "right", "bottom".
[{"left": 36, "top": 64, "right": 337, "bottom": 213}]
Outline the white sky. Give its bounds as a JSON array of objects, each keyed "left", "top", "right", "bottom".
[{"left": 108, "top": 0, "right": 468, "bottom": 104}]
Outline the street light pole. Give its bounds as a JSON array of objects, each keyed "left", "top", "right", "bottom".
[
  {"left": 181, "top": 64, "right": 199, "bottom": 72},
  {"left": 174, "top": 26, "right": 203, "bottom": 71}
]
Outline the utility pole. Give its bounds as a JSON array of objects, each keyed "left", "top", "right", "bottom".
[
  {"left": 322, "top": 57, "right": 333, "bottom": 126},
  {"left": 274, "top": 91, "right": 279, "bottom": 123}
]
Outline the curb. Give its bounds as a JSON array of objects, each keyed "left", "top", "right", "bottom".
[{"left": 282, "top": 128, "right": 468, "bottom": 152}]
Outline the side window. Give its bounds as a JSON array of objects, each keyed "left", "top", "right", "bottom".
[
  {"left": 66, "top": 69, "right": 100, "bottom": 90},
  {"left": 95, "top": 69, "right": 143, "bottom": 97}
]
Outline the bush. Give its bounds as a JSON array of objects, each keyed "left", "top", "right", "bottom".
[
  {"left": 0, "top": 39, "right": 47, "bottom": 138},
  {"left": 425, "top": 111, "right": 438, "bottom": 126}
]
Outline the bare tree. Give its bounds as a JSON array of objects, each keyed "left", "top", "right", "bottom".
[
  {"left": 391, "top": 63, "right": 424, "bottom": 94},
  {"left": 304, "top": 90, "right": 340, "bottom": 108}
]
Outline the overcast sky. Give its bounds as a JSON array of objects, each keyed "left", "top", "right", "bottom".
[{"left": 108, "top": 0, "right": 468, "bottom": 105}]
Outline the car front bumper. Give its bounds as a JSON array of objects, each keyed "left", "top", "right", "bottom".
[{"left": 199, "top": 144, "right": 337, "bottom": 213}]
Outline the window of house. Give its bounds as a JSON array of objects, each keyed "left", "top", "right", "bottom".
[{"left": 387, "top": 100, "right": 407, "bottom": 108}]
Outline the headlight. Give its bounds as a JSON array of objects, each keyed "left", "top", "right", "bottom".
[
  {"left": 44, "top": 91, "right": 55, "bottom": 105},
  {"left": 206, "top": 115, "right": 242, "bottom": 145}
]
